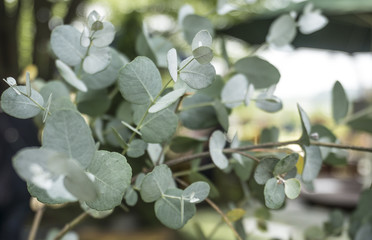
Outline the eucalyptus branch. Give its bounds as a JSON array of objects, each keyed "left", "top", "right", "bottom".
[
  {"left": 167, "top": 139, "right": 372, "bottom": 167},
  {"left": 175, "top": 178, "right": 243, "bottom": 240},
  {"left": 54, "top": 212, "right": 89, "bottom": 240},
  {"left": 122, "top": 78, "right": 173, "bottom": 155},
  {"left": 28, "top": 206, "right": 45, "bottom": 240}
]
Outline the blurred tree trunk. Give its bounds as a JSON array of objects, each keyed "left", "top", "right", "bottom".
[
  {"left": 0, "top": 0, "right": 85, "bottom": 93},
  {"left": 0, "top": 0, "right": 21, "bottom": 80}
]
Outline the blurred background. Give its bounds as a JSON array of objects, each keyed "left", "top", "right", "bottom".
[{"left": 1, "top": 0, "right": 372, "bottom": 239}]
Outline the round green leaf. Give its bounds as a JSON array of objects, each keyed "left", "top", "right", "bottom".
[
  {"left": 221, "top": 74, "right": 248, "bottom": 108},
  {"left": 192, "top": 30, "right": 212, "bottom": 50},
  {"left": 80, "top": 202, "right": 113, "bottom": 219},
  {"left": 81, "top": 48, "right": 126, "bottom": 90},
  {"left": 213, "top": 100, "right": 229, "bottom": 131},
  {"left": 235, "top": 56, "right": 280, "bottom": 89},
  {"left": 50, "top": 25, "right": 86, "bottom": 66},
  {"left": 266, "top": 14, "right": 297, "bottom": 47},
  {"left": 155, "top": 188, "right": 196, "bottom": 229},
  {"left": 83, "top": 46, "right": 111, "bottom": 74},
  {"left": 76, "top": 89, "right": 111, "bottom": 116},
  {"left": 192, "top": 46, "right": 213, "bottom": 64},
  {"left": 43, "top": 109, "right": 96, "bottom": 169},
  {"left": 127, "top": 139, "right": 147, "bottom": 158},
  {"left": 284, "top": 178, "right": 301, "bottom": 199},
  {"left": 86, "top": 151, "right": 132, "bottom": 211},
  {"left": 302, "top": 145, "right": 323, "bottom": 182},
  {"left": 92, "top": 22, "right": 115, "bottom": 47},
  {"left": 209, "top": 130, "right": 228, "bottom": 169},
  {"left": 118, "top": 56, "right": 162, "bottom": 104},
  {"left": 182, "top": 181, "right": 210, "bottom": 203},
  {"left": 179, "top": 56, "right": 216, "bottom": 90},
  {"left": 28, "top": 183, "right": 75, "bottom": 205},
  {"left": 273, "top": 153, "right": 299, "bottom": 176},
  {"left": 40, "top": 80, "right": 70, "bottom": 100},
  {"left": 147, "top": 143, "right": 164, "bottom": 164},
  {"left": 180, "top": 94, "right": 218, "bottom": 129},
  {"left": 1, "top": 86, "right": 44, "bottom": 119},
  {"left": 332, "top": 81, "right": 349, "bottom": 124},
  {"left": 55, "top": 60, "right": 87, "bottom": 92},
  {"left": 255, "top": 94, "right": 283, "bottom": 113},
  {"left": 140, "top": 108, "right": 178, "bottom": 143},
  {"left": 254, "top": 157, "right": 279, "bottom": 185},
  {"left": 140, "top": 164, "right": 176, "bottom": 202},
  {"left": 124, "top": 187, "right": 138, "bottom": 207},
  {"left": 264, "top": 178, "right": 285, "bottom": 209},
  {"left": 182, "top": 14, "right": 214, "bottom": 44},
  {"left": 149, "top": 88, "right": 185, "bottom": 113}
]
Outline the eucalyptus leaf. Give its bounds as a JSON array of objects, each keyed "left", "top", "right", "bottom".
[
  {"left": 192, "top": 46, "right": 213, "bottom": 65},
  {"left": 180, "top": 94, "right": 218, "bottom": 129},
  {"left": 155, "top": 188, "right": 196, "bottom": 229},
  {"left": 266, "top": 14, "right": 297, "bottom": 47},
  {"left": 298, "top": 104, "right": 311, "bottom": 146},
  {"left": 298, "top": 3, "right": 328, "bottom": 34},
  {"left": 116, "top": 101, "right": 133, "bottom": 124},
  {"left": 26, "top": 72, "right": 31, "bottom": 96},
  {"left": 213, "top": 100, "right": 229, "bottom": 131},
  {"left": 140, "top": 164, "right": 176, "bottom": 202},
  {"left": 179, "top": 57, "right": 215, "bottom": 90},
  {"left": 92, "top": 22, "right": 115, "bottom": 47},
  {"left": 83, "top": 46, "right": 111, "bottom": 74},
  {"left": 81, "top": 48, "right": 125, "bottom": 89},
  {"left": 86, "top": 151, "right": 132, "bottom": 211},
  {"left": 1, "top": 86, "right": 44, "bottom": 119},
  {"left": 140, "top": 108, "right": 178, "bottom": 143},
  {"left": 264, "top": 178, "right": 285, "bottom": 209},
  {"left": 50, "top": 25, "right": 86, "bottom": 66},
  {"left": 55, "top": 60, "right": 87, "bottom": 92},
  {"left": 127, "top": 139, "right": 147, "bottom": 158},
  {"left": 233, "top": 157, "right": 255, "bottom": 181},
  {"left": 43, "top": 109, "right": 96, "bottom": 169},
  {"left": 182, "top": 14, "right": 214, "bottom": 44},
  {"left": 254, "top": 158, "right": 279, "bottom": 185},
  {"left": 332, "top": 81, "right": 349, "bottom": 124},
  {"left": 235, "top": 56, "right": 280, "bottom": 89},
  {"left": 284, "top": 178, "right": 301, "bottom": 199},
  {"left": 80, "top": 202, "right": 113, "bottom": 219},
  {"left": 40, "top": 80, "right": 70, "bottom": 101},
  {"left": 221, "top": 74, "right": 248, "bottom": 108},
  {"left": 76, "top": 89, "right": 111, "bottom": 116},
  {"left": 105, "top": 119, "right": 130, "bottom": 147},
  {"left": 167, "top": 48, "right": 178, "bottom": 82},
  {"left": 124, "top": 186, "right": 138, "bottom": 206},
  {"left": 209, "top": 130, "right": 229, "bottom": 169},
  {"left": 149, "top": 88, "right": 185, "bottom": 113},
  {"left": 147, "top": 143, "right": 164, "bottom": 164},
  {"left": 273, "top": 153, "right": 299, "bottom": 176},
  {"left": 118, "top": 56, "right": 162, "bottom": 104},
  {"left": 192, "top": 30, "right": 212, "bottom": 50},
  {"left": 255, "top": 94, "right": 283, "bottom": 113},
  {"left": 28, "top": 182, "right": 76, "bottom": 205},
  {"left": 182, "top": 181, "right": 210, "bottom": 203},
  {"left": 302, "top": 145, "right": 322, "bottom": 182}
]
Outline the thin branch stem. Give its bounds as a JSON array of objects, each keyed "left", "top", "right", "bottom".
[
  {"left": 54, "top": 212, "right": 89, "bottom": 240},
  {"left": 310, "top": 141, "right": 372, "bottom": 153},
  {"left": 173, "top": 163, "right": 216, "bottom": 177},
  {"left": 122, "top": 78, "right": 173, "bottom": 155},
  {"left": 224, "top": 149, "right": 261, "bottom": 163},
  {"left": 175, "top": 178, "right": 242, "bottom": 240},
  {"left": 28, "top": 206, "right": 45, "bottom": 240}
]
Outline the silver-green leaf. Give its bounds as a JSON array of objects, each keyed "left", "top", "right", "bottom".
[
  {"left": 179, "top": 57, "right": 215, "bottom": 90},
  {"left": 1, "top": 86, "right": 44, "bottom": 119},
  {"left": 332, "top": 81, "right": 349, "bottom": 124},
  {"left": 43, "top": 109, "right": 96, "bottom": 169},
  {"left": 284, "top": 178, "right": 301, "bottom": 199},
  {"left": 182, "top": 181, "right": 210, "bottom": 203},
  {"left": 55, "top": 60, "right": 87, "bottom": 92},
  {"left": 149, "top": 88, "right": 185, "bottom": 113},
  {"left": 221, "top": 74, "right": 248, "bottom": 109},
  {"left": 254, "top": 158, "right": 279, "bottom": 185},
  {"left": 264, "top": 178, "right": 285, "bottom": 209},
  {"left": 302, "top": 145, "right": 322, "bottom": 182},
  {"left": 209, "top": 130, "right": 228, "bottom": 169},
  {"left": 118, "top": 56, "right": 162, "bottom": 104},
  {"left": 273, "top": 153, "right": 299, "bottom": 176},
  {"left": 266, "top": 14, "right": 297, "bottom": 47},
  {"left": 85, "top": 151, "right": 132, "bottom": 211}
]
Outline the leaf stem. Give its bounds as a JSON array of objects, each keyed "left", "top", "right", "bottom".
[
  {"left": 175, "top": 178, "right": 243, "bottom": 240},
  {"left": 340, "top": 105, "right": 372, "bottom": 124},
  {"left": 178, "top": 57, "right": 195, "bottom": 73},
  {"left": 167, "top": 139, "right": 372, "bottom": 167},
  {"left": 122, "top": 78, "right": 173, "bottom": 155},
  {"left": 28, "top": 206, "right": 45, "bottom": 240},
  {"left": 54, "top": 212, "right": 89, "bottom": 240}
]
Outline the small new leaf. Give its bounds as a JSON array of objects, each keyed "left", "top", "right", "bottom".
[
  {"left": 284, "top": 178, "right": 301, "bottom": 199},
  {"left": 332, "top": 81, "right": 349, "bottom": 124},
  {"left": 167, "top": 48, "right": 178, "bottom": 82},
  {"left": 55, "top": 60, "right": 87, "bottom": 92},
  {"left": 209, "top": 130, "right": 229, "bottom": 169},
  {"left": 26, "top": 72, "right": 31, "bottom": 97},
  {"left": 298, "top": 104, "right": 311, "bottom": 146},
  {"left": 43, "top": 93, "right": 52, "bottom": 123}
]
